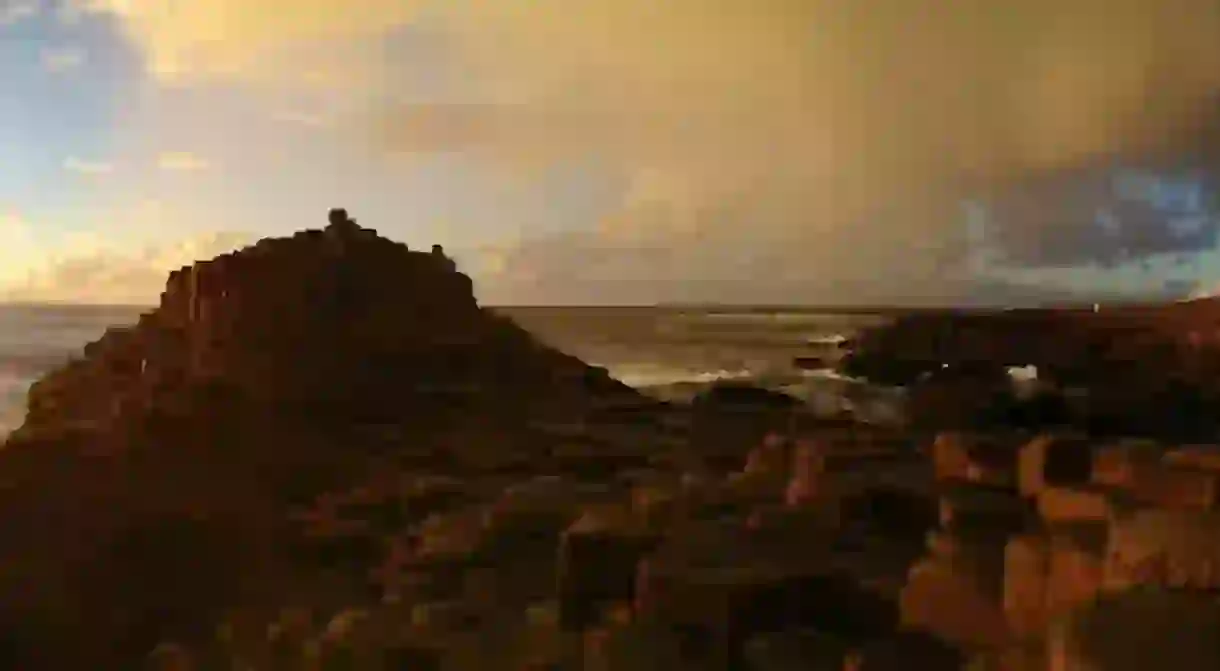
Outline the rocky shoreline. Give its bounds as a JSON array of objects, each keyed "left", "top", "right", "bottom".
[
  {"left": 0, "top": 210, "right": 1217, "bottom": 670},
  {"left": 838, "top": 301, "right": 1220, "bottom": 440}
]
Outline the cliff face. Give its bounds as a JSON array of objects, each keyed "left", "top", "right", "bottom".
[{"left": 0, "top": 213, "right": 651, "bottom": 668}]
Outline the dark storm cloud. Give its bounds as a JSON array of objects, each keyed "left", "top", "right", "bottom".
[
  {"left": 372, "top": 0, "right": 1220, "bottom": 304},
  {"left": 977, "top": 156, "right": 1220, "bottom": 269}
]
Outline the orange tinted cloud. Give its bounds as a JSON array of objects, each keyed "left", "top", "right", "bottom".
[
  {"left": 85, "top": 0, "right": 1220, "bottom": 302},
  {"left": 63, "top": 156, "right": 113, "bottom": 175},
  {"left": 0, "top": 230, "right": 250, "bottom": 305},
  {"left": 156, "top": 152, "right": 210, "bottom": 172}
]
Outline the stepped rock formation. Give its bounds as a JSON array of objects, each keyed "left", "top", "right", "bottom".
[
  {"left": 0, "top": 210, "right": 653, "bottom": 668},
  {"left": 17, "top": 211, "right": 641, "bottom": 444}
]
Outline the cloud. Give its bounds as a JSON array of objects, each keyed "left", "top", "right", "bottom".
[
  {"left": 62, "top": 156, "right": 112, "bottom": 174},
  {"left": 976, "top": 164, "right": 1220, "bottom": 269},
  {"left": 54, "top": 0, "right": 79, "bottom": 24},
  {"left": 0, "top": 201, "right": 253, "bottom": 306},
  {"left": 40, "top": 46, "right": 86, "bottom": 73},
  {"left": 86, "top": 0, "right": 1220, "bottom": 303},
  {"left": 86, "top": 0, "right": 1220, "bottom": 192},
  {"left": 0, "top": 227, "right": 252, "bottom": 305},
  {"left": 380, "top": 0, "right": 1220, "bottom": 301},
  {"left": 271, "top": 111, "right": 328, "bottom": 128},
  {"left": 77, "top": 0, "right": 423, "bottom": 86},
  {"left": 0, "top": 213, "right": 42, "bottom": 287},
  {"left": 156, "top": 151, "right": 210, "bottom": 172},
  {"left": 0, "top": 0, "right": 38, "bottom": 26}
]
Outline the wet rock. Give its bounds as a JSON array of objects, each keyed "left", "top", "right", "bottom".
[
  {"left": 557, "top": 506, "right": 659, "bottom": 631},
  {"left": 741, "top": 629, "right": 848, "bottom": 671},
  {"left": 838, "top": 486, "right": 938, "bottom": 546},
  {"left": 409, "top": 600, "right": 482, "bottom": 633},
  {"left": 689, "top": 383, "right": 803, "bottom": 467},
  {"left": 383, "top": 644, "right": 444, "bottom": 671},
  {"left": 1049, "top": 588, "right": 1220, "bottom": 671},
  {"left": 784, "top": 439, "right": 827, "bottom": 508},
  {"left": 1104, "top": 509, "right": 1220, "bottom": 590},
  {"left": 586, "top": 617, "right": 691, "bottom": 671},
  {"left": 639, "top": 521, "right": 899, "bottom": 668},
  {"left": 144, "top": 642, "right": 195, "bottom": 671},
  {"left": 900, "top": 558, "right": 1011, "bottom": 651},
  {"left": 937, "top": 482, "right": 1030, "bottom": 537},
  {"left": 1016, "top": 434, "right": 1095, "bottom": 499},
  {"left": 903, "top": 364, "right": 1023, "bottom": 433},
  {"left": 691, "top": 383, "right": 802, "bottom": 414},
  {"left": 849, "top": 629, "right": 964, "bottom": 671},
  {"left": 792, "top": 355, "right": 830, "bottom": 371}
]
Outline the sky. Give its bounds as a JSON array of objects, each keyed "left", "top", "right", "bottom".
[{"left": 3, "top": 0, "right": 1220, "bottom": 306}]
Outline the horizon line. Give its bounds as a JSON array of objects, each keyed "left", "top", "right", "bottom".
[{"left": 0, "top": 298, "right": 1197, "bottom": 313}]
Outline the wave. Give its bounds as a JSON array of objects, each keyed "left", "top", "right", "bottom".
[
  {"left": 598, "top": 363, "right": 758, "bottom": 390},
  {"left": 596, "top": 359, "right": 906, "bottom": 425},
  {"left": 600, "top": 358, "right": 875, "bottom": 391},
  {"left": 805, "top": 333, "right": 849, "bottom": 346},
  {"left": 697, "top": 311, "right": 869, "bottom": 324},
  {"left": 798, "top": 367, "right": 869, "bottom": 384}
]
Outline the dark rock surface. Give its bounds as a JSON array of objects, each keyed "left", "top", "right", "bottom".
[
  {"left": 838, "top": 304, "right": 1220, "bottom": 441},
  {"left": 687, "top": 383, "right": 804, "bottom": 471}
]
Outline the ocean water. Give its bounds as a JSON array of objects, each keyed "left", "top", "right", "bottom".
[
  {"left": 504, "top": 307, "right": 901, "bottom": 420},
  {"left": 0, "top": 304, "right": 897, "bottom": 437},
  {"left": 0, "top": 304, "right": 148, "bottom": 435}
]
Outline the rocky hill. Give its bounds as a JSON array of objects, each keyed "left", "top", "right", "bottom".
[
  {"left": 0, "top": 209, "right": 662, "bottom": 668},
  {"left": 16, "top": 209, "right": 643, "bottom": 444}
]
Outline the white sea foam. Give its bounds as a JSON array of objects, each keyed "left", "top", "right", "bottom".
[
  {"left": 805, "top": 333, "right": 849, "bottom": 345},
  {"left": 798, "top": 367, "right": 868, "bottom": 384},
  {"left": 595, "top": 363, "right": 757, "bottom": 389}
]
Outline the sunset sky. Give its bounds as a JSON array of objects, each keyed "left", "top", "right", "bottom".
[{"left": 3, "top": 0, "right": 1220, "bottom": 305}]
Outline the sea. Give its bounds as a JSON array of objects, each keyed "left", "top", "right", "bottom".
[{"left": 0, "top": 304, "right": 904, "bottom": 438}]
